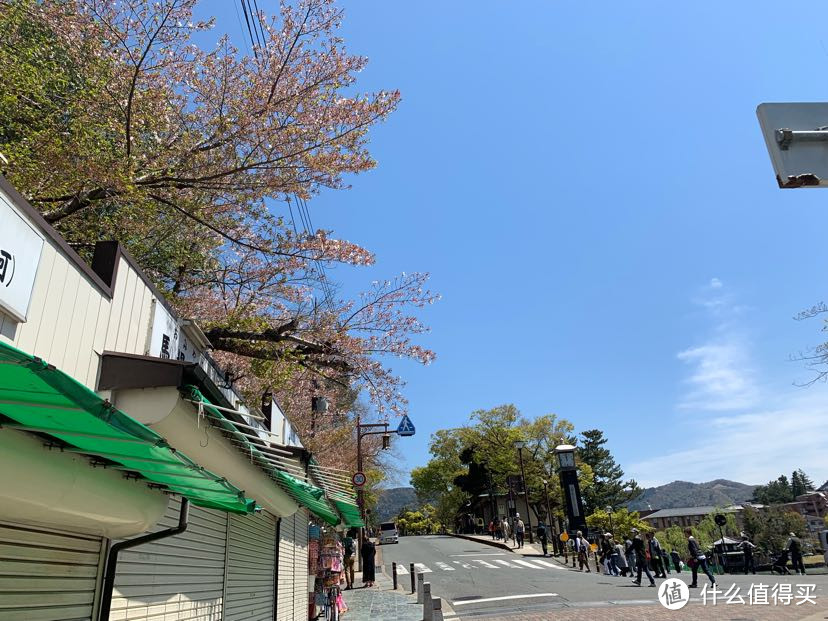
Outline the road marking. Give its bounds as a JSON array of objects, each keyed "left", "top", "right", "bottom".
[
  {"left": 530, "top": 559, "right": 566, "bottom": 570},
  {"left": 452, "top": 593, "right": 559, "bottom": 606},
  {"left": 435, "top": 562, "right": 455, "bottom": 571},
  {"left": 452, "top": 560, "right": 472, "bottom": 569},
  {"left": 493, "top": 559, "right": 520, "bottom": 568},
  {"left": 449, "top": 553, "right": 505, "bottom": 557},
  {"left": 414, "top": 563, "right": 432, "bottom": 573},
  {"left": 473, "top": 559, "right": 499, "bottom": 568},
  {"left": 513, "top": 559, "right": 545, "bottom": 569},
  {"left": 395, "top": 564, "right": 408, "bottom": 574}
]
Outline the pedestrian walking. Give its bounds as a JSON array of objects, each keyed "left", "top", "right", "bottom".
[
  {"left": 599, "top": 534, "right": 613, "bottom": 575},
  {"left": 605, "top": 534, "right": 620, "bottom": 576},
  {"left": 787, "top": 532, "right": 806, "bottom": 575},
  {"left": 575, "top": 530, "right": 591, "bottom": 572},
  {"left": 660, "top": 548, "right": 671, "bottom": 574},
  {"left": 501, "top": 517, "right": 510, "bottom": 543},
  {"left": 537, "top": 522, "right": 549, "bottom": 556},
  {"left": 630, "top": 528, "right": 655, "bottom": 587},
  {"left": 361, "top": 537, "right": 376, "bottom": 587},
  {"left": 740, "top": 535, "right": 756, "bottom": 575},
  {"left": 614, "top": 540, "right": 629, "bottom": 577},
  {"left": 342, "top": 529, "right": 356, "bottom": 589},
  {"left": 685, "top": 527, "right": 715, "bottom": 588},
  {"left": 488, "top": 520, "right": 495, "bottom": 539},
  {"left": 646, "top": 532, "right": 667, "bottom": 578},
  {"left": 670, "top": 549, "right": 683, "bottom": 573},
  {"left": 625, "top": 535, "right": 636, "bottom": 572},
  {"left": 515, "top": 515, "right": 526, "bottom": 548}
]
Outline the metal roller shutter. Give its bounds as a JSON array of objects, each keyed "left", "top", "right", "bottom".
[
  {"left": 276, "top": 514, "right": 296, "bottom": 621},
  {"left": 292, "top": 511, "right": 309, "bottom": 616},
  {"left": 109, "top": 498, "right": 227, "bottom": 621},
  {"left": 225, "top": 511, "right": 276, "bottom": 621},
  {"left": 0, "top": 522, "right": 105, "bottom": 621}
]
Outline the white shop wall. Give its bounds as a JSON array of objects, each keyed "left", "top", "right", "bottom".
[{"left": 0, "top": 187, "right": 155, "bottom": 391}]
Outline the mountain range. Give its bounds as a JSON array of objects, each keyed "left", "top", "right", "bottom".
[
  {"left": 627, "top": 479, "right": 758, "bottom": 511},
  {"left": 375, "top": 487, "right": 419, "bottom": 522}
]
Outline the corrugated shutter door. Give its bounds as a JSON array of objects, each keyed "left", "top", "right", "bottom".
[
  {"left": 109, "top": 498, "right": 227, "bottom": 621},
  {"left": 0, "top": 522, "right": 104, "bottom": 621},
  {"left": 225, "top": 511, "right": 276, "bottom": 621},
  {"left": 292, "top": 511, "right": 309, "bottom": 617},
  {"left": 276, "top": 514, "right": 295, "bottom": 621}
]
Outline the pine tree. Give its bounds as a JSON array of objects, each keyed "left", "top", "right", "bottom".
[
  {"left": 792, "top": 471, "right": 804, "bottom": 497},
  {"left": 796, "top": 469, "right": 815, "bottom": 494},
  {"left": 578, "top": 429, "right": 641, "bottom": 513}
]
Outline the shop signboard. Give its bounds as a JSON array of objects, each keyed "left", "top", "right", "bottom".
[{"left": 0, "top": 191, "right": 43, "bottom": 322}]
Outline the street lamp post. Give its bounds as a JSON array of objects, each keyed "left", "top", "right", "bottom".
[
  {"left": 553, "top": 444, "right": 587, "bottom": 537},
  {"left": 355, "top": 416, "right": 390, "bottom": 570},
  {"left": 514, "top": 440, "right": 533, "bottom": 544},
  {"left": 606, "top": 506, "right": 614, "bottom": 536}
]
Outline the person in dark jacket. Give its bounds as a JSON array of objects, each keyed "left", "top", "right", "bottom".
[
  {"left": 670, "top": 549, "right": 683, "bottom": 573},
  {"left": 740, "top": 535, "right": 756, "bottom": 575},
  {"left": 630, "top": 528, "right": 656, "bottom": 587},
  {"left": 787, "top": 533, "right": 806, "bottom": 575},
  {"left": 646, "top": 532, "right": 667, "bottom": 578},
  {"left": 361, "top": 538, "right": 376, "bottom": 587},
  {"left": 685, "top": 527, "right": 715, "bottom": 588},
  {"left": 537, "top": 522, "right": 549, "bottom": 556}
]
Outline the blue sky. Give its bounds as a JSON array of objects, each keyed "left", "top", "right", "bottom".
[{"left": 202, "top": 1, "right": 828, "bottom": 488}]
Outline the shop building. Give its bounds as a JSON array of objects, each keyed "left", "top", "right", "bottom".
[{"left": 0, "top": 175, "right": 362, "bottom": 621}]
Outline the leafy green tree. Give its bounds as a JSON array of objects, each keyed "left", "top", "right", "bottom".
[
  {"left": 585, "top": 508, "right": 650, "bottom": 538},
  {"left": 578, "top": 429, "right": 641, "bottom": 514},
  {"left": 410, "top": 429, "right": 468, "bottom": 528},
  {"left": 792, "top": 469, "right": 815, "bottom": 497},
  {"left": 742, "top": 505, "right": 808, "bottom": 553},
  {"left": 753, "top": 475, "right": 794, "bottom": 504}
]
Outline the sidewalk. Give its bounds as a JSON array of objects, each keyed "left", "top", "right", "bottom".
[
  {"left": 338, "top": 546, "right": 427, "bottom": 621},
  {"left": 450, "top": 531, "right": 553, "bottom": 559}
]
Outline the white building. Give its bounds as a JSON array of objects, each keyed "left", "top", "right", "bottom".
[{"left": 0, "top": 175, "right": 360, "bottom": 621}]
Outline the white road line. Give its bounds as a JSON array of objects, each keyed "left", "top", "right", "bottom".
[
  {"left": 414, "top": 563, "right": 432, "bottom": 573},
  {"left": 530, "top": 559, "right": 566, "bottom": 570},
  {"left": 449, "top": 553, "right": 505, "bottom": 557},
  {"left": 452, "top": 593, "right": 559, "bottom": 606},
  {"left": 435, "top": 562, "right": 455, "bottom": 571},
  {"left": 493, "top": 559, "right": 520, "bottom": 569},
  {"left": 395, "top": 564, "right": 408, "bottom": 575},
  {"left": 474, "top": 559, "right": 499, "bottom": 568},
  {"left": 513, "top": 559, "right": 545, "bottom": 569},
  {"left": 452, "top": 560, "right": 472, "bottom": 569}
]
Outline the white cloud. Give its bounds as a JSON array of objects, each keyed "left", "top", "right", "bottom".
[
  {"left": 628, "top": 279, "right": 828, "bottom": 488},
  {"left": 676, "top": 342, "right": 758, "bottom": 411},
  {"left": 629, "top": 389, "right": 828, "bottom": 487}
]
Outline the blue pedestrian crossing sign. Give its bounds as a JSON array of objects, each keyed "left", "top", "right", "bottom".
[{"left": 396, "top": 415, "right": 415, "bottom": 437}]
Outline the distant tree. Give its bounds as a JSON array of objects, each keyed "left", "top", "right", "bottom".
[
  {"left": 796, "top": 469, "right": 815, "bottom": 494},
  {"left": 585, "top": 508, "right": 650, "bottom": 538},
  {"left": 578, "top": 429, "right": 641, "bottom": 514},
  {"left": 752, "top": 475, "right": 794, "bottom": 505},
  {"left": 742, "top": 505, "right": 808, "bottom": 553}
]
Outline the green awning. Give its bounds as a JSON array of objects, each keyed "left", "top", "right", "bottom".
[
  {"left": 184, "top": 386, "right": 341, "bottom": 525},
  {"left": 331, "top": 496, "right": 364, "bottom": 528},
  {"left": 0, "top": 341, "right": 255, "bottom": 514}
]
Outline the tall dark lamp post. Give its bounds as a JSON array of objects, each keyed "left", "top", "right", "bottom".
[
  {"left": 606, "top": 506, "right": 614, "bottom": 536},
  {"left": 514, "top": 440, "right": 534, "bottom": 543},
  {"left": 355, "top": 416, "right": 390, "bottom": 570},
  {"left": 554, "top": 444, "right": 586, "bottom": 536}
]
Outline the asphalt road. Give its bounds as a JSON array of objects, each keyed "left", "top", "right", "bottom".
[{"left": 377, "top": 535, "right": 828, "bottom": 619}]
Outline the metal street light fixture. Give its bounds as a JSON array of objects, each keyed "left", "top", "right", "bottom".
[
  {"left": 606, "top": 505, "right": 614, "bottom": 535},
  {"left": 514, "top": 440, "right": 533, "bottom": 544}
]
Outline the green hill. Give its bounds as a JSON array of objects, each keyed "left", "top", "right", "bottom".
[
  {"left": 376, "top": 487, "right": 418, "bottom": 522},
  {"left": 627, "top": 479, "right": 757, "bottom": 511}
]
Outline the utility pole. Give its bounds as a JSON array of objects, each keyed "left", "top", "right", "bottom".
[{"left": 355, "top": 416, "right": 389, "bottom": 571}]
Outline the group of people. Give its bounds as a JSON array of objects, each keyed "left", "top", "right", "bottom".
[
  {"left": 341, "top": 529, "right": 378, "bottom": 590},
  {"left": 488, "top": 514, "right": 529, "bottom": 548},
  {"left": 568, "top": 527, "right": 718, "bottom": 588}
]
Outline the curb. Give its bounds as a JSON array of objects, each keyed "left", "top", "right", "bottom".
[{"left": 446, "top": 532, "right": 515, "bottom": 553}]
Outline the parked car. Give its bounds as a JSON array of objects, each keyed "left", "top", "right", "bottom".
[{"left": 379, "top": 521, "right": 399, "bottom": 544}]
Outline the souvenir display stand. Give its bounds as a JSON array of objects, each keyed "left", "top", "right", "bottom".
[{"left": 309, "top": 523, "right": 346, "bottom": 619}]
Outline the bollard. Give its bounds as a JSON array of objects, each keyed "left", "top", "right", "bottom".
[
  {"left": 410, "top": 563, "right": 416, "bottom": 593},
  {"left": 392, "top": 562, "right": 398, "bottom": 590},
  {"left": 432, "top": 596, "right": 444, "bottom": 621},
  {"left": 416, "top": 573, "right": 425, "bottom": 604},
  {"left": 422, "top": 582, "right": 433, "bottom": 621}
]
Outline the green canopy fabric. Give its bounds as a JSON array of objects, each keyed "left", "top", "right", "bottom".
[
  {"left": 184, "top": 386, "right": 341, "bottom": 525},
  {"left": 0, "top": 341, "right": 255, "bottom": 514},
  {"left": 331, "top": 496, "right": 364, "bottom": 528}
]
